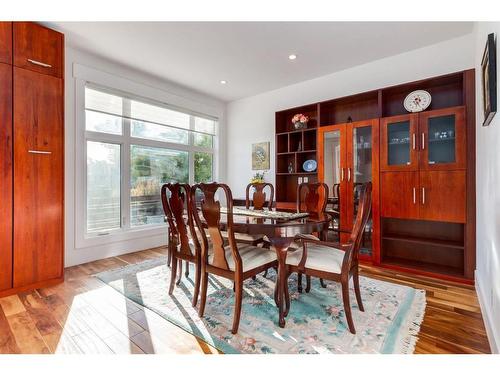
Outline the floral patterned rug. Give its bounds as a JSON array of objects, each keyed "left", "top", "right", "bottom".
[{"left": 95, "top": 257, "right": 426, "bottom": 354}]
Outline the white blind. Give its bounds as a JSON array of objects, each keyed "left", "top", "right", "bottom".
[
  {"left": 85, "top": 88, "right": 123, "bottom": 116},
  {"left": 85, "top": 85, "right": 217, "bottom": 136}
]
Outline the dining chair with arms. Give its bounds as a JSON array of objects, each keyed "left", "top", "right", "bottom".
[
  {"left": 190, "top": 182, "right": 278, "bottom": 334},
  {"left": 161, "top": 183, "right": 201, "bottom": 307},
  {"left": 286, "top": 182, "right": 372, "bottom": 334},
  {"left": 295, "top": 182, "right": 329, "bottom": 293}
]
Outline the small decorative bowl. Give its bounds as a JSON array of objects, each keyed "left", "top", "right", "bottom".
[{"left": 303, "top": 159, "right": 317, "bottom": 172}]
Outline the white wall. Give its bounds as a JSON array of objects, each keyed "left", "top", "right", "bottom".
[
  {"left": 65, "top": 46, "right": 226, "bottom": 267},
  {"left": 226, "top": 34, "right": 475, "bottom": 198},
  {"left": 473, "top": 22, "right": 500, "bottom": 354}
]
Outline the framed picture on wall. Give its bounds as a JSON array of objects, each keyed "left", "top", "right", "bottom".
[
  {"left": 252, "top": 142, "right": 270, "bottom": 170},
  {"left": 481, "top": 33, "right": 497, "bottom": 126}
]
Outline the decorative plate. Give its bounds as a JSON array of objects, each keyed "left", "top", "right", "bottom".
[
  {"left": 404, "top": 90, "right": 432, "bottom": 113},
  {"left": 303, "top": 159, "right": 317, "bottom": 172}
]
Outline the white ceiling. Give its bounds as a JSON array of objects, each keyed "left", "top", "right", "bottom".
[{"left": 46, "top": 22, "right": 473, "bottom": 102}]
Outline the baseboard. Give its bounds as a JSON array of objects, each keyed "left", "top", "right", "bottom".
[
  {"left": 0, "top": 277, "right": 64, "bottom": 298},
  {"left": 65, "top": 233, "right": 167, "bottom": 267},
  {"left": 475, "top": 270, "right": 499, "bottom": 353}
]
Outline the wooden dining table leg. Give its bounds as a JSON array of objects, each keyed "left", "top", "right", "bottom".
[{"left": 269, "top": 237, "right": 293, "bottom": 328}]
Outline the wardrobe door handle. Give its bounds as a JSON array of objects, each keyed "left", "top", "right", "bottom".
[
  {"left": 421, "top": 133, "right": 425, "bottom": 150},
  {"left": 422, "top": 187, "right": 425, "bottom": 205},
  {"left": 28, "top": 150, "right": 52, "bottom": 155},
  {"left": 341, "top": 168, "right": 344, "bottom": 181},
  {"left": 27, "top": 59, "right": 52, "bottom": 68},
  {"left": 412, "top": 133, "right": 416, "bottom": 150},
  {"left": 413, "top": 187, "right": 416, "bottom": 204},
  {"left": 347, "top": 168, "right": 351, "bottom": 182}
]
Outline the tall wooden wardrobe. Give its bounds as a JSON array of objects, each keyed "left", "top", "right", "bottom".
[{"left": 0, "top": 22, "right": 64, "bottom": 296}]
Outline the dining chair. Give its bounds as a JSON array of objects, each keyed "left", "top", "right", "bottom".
[
  {"left": 295, "top": 182, "right": 329, "bottom": 293},
  {"left": 161, "top": 183, "right": 200, "bottom": 307},
  {"left": 245, "top": 182, "right": 274, "bottom": 210},
  {"left": 332, "top": 183, "right": 340, "bottom": 210},
  {"left": 222, "top": 182, "right": 275, "bottom": 246},
  {"left": 326, "top": 183, "right": 341, "bottom": 241},
  {"left": 190, "top": 182, "right": 278, "bottom": 334},
  {"left": 286, "top": 182, "right": 372, "bottom": 334}
]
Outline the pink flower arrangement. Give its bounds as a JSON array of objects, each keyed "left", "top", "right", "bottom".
[{"left": 292, "top": 113, "right": 309, "bottom": 125}]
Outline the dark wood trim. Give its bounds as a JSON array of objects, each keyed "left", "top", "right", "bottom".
[
  {"left": 463, "top": 69, "right": 476, "bottom": 279},
  {"left": 0, "top": 277, "right": 64, "bottom": 298}
]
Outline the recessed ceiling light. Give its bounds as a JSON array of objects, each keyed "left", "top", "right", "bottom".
[
  {"left": 220, "top": 80, "right": 227, "bottom": 85},
  {"left": 288, "top": 54, "right": 297, "bottom": 60}
]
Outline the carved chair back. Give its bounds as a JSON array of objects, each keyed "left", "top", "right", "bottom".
[
  {"left": 333, "top": 183, "right": 340, "bottom": 198},
  {"left": 189, "top": 183, "right": 242, "bottom": 273},
  {"left": 161, "top": 183, "right": 195, "bottom": 258},
  {"left": 342, "top": 182, "right": 372, "bottom": 271},
  {"left": 245, "top": 182, "right": 274, "bottom": 210},
  {"left": 296, "top": 182, "right": 328, "bottom": 216}
]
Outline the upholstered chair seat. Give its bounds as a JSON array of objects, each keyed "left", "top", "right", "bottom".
[
  {"left": 209, "top": 244, "right": 277, "bottom": 272},
  {"left": 221, "top": 231, "right": 266, "bottom": 244},
  {"left": 286, "top": 244, "right": 344, "bottom": 274}
]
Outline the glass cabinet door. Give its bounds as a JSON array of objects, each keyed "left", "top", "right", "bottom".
[
  {"left": 381, "top": 114, "right": 418, "bottom": 171},
  {"left": 419, "top": 107, "right": 466, "bottom": 170},
  {"left": 350, "top": 125, "right": 373, "bottom": 256},
  {"left": 321, "top": 127, "right": 347, "bottom": 238}
]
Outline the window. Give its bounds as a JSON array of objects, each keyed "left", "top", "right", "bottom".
[{"left": 84, "top": 85, "right": 217, "bottom": 236}]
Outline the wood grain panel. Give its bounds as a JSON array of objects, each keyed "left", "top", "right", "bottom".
[
  {"left": 13, "top": 22, "right": 64, "bottom": 78},
  {"left": 419, "top": 170, "right": 466, "bottom": 223},
  {"left": 0, "top": 63, "right": 12, "bottom": 292},
  {"left": 380, "top": 171, "right": 419, "bottom": 219},
  {"left": 13, "top": 67, "right": 64, "bottom": 287},
  {"left": 463, "top": 69, "right": 476, "bottom": 279},
  {"left": 0, "top": 22, "right": 12, "bottom": 65}
]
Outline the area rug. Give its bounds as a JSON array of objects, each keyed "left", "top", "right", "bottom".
[{"left": 95, "top": 257, "right": 426, "bottom": 354}]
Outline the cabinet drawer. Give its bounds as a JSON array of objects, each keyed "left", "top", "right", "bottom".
[
  {"left": 13, "top": 22, "right": 63, "bottom": 78},
  {"left": 0, "top": 22, "right": 12, "bottom": 64}
]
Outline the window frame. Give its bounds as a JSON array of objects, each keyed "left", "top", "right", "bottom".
[{"left": 75, "top": 79, "right": 218, "bottom": 249}]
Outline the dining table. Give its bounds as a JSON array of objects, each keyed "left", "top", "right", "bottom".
[{"left": 215, "top": 206, "right": 330, "bottom": 328}]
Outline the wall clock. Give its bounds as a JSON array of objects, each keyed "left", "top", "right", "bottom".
[{"left": 404, "top": 90, "right": 432, "bottom": 113}]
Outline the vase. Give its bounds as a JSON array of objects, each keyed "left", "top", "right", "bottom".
[{"left": 293, "top": 121, "right": 307, "bottom": 130}]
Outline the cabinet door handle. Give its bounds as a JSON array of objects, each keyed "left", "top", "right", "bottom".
[
  {"left": 412, "top": 133, "right": 416, "bottom": 150},
  {"left": 347, "top": 168, "right": 351, "bottom": 182},
  {"left": 28, "top": 150, "right": 52, "bottom": 155},
  {"left": 422, "top": 187, "right": 425, "bottom": 205},
  {"left": 341, "top": 168, "right": 344, "bottom": 181},
  {"left": 421, "top": 133, "right": 425, "bottom": 150},
  {"left": 27, "top": 59, "right": 52, "bottom": 68},
  {"left": 413, "top": 187, "right": 416, "bottom": 204}
]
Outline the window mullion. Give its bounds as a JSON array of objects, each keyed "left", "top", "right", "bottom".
[
  {"left": 189, "top": 116, "right": 195, "bottom": 184},
  {"left": 122, "top": 98, "right": 132, "bottom": 230}
]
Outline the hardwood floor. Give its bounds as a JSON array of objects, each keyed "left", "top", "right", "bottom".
[{"left": 0, "top": 247, "right": 491, "bottom": 354}]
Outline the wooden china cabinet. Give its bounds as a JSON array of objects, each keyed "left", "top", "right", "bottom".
[
  {"left": 275, "top": 70, "right": 476, "bottom": 283},
  {"left": 0, "top": 22, "right": 64, "bottom": 296},
  {"left": 317, "top": 119, "right": 380, "bottom": 261},
  {"left": 380, "top": 106, "right": 466, "bottom": 223}
]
